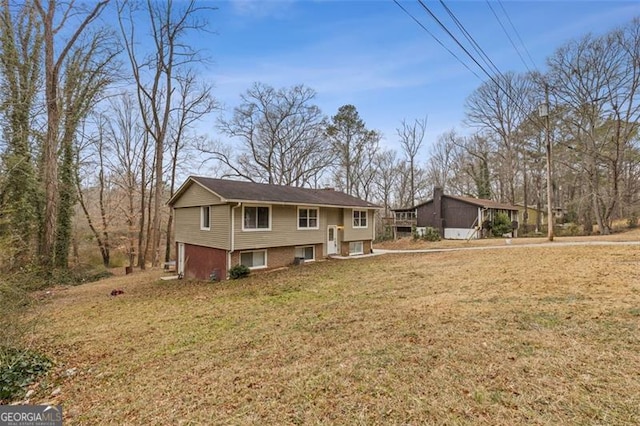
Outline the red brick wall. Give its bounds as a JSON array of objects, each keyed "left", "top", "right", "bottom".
[
  {"left": 230, "top": 243, "right": 324, "bottom": 270},
  {"left": 182, "top": 244, "right": 227, "bottom": 281}
]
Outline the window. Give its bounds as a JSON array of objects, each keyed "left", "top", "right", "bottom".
[
  {"left": 240, "top": 250, "right": 267, "bottom": 269},
  {"left": 200, "top": 206, "right": 211, "bottom": 230},
  {"left": 298, "top": 207, "right": 319, "bottom": 229},
  {"left": 349, "top": 241, "right": 364, "bottom": 255},
  {"left": 243, "top": 206, "right": 270, "bottom": 230},
  {"left": 353, "top": 210, "right": 367, "bottom": 228},
  {"left": 294, "top": 246, "right": 315, "bottom": 261}
]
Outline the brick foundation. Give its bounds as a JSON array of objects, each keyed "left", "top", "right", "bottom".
[
  {"left": 181, "top": 243, "right": 227, "bottom": 281},
  {"left": 230, "top": 243, "right": 324, "bottom": 270}
]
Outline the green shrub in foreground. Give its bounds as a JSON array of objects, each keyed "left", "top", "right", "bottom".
[
  {"left": 0, "top": 348, "right": 52, "bottom": 403},
  {"left": 491, "top": 212, "right": 513, "bottom": 237},
  {"left": 412, "top": 226, "right": 441, "bottom": 241},
  {"left": 229, "top": 264, "right": 250, "bottom": 280}
]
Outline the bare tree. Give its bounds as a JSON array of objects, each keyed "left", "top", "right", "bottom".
[
  {"left": 465, "top": 72, "right": 536, "bottom": 203},
  {"left": 547, "top": 20, "right": 640, "bottom": 234},
  {"left": 373, "top": 149, "right": 398, "bottom": 216},
  {"left": 34, "top": 0, "right": 113, "bottom": 269},
  {"left": 164, "top": 71, "right": 217, "bottom": 262},
  {"left": 426, "top": 130, "right": 460, "bottom": 192},
  {"left": 206, "top": 83, "right": 329, "bottom": 187},
  {"left": 450, "top": 134, "right": 493, "bottom": 199},
  {"left": 397, "top": 116, "right": 427, "bottom": 205},
  {"left": 104, "top": 93, "right": 148, "bottom": 268},
  {"left": 117, "top": 0, "right": 215, "bottom": 266},
  {"left": 75, "top": 115, "right": 112, "bottom": 267}
]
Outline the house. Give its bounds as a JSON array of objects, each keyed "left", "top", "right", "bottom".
[
  {"left": 390, "top": 187, "right": 520, "bottom": 240},
  {"left": 515, "top": 203, "right": 542, "bottom": 229},
  {"left": 168, "top": 176, "right": 380, "bottom": 280},
  {"left": 515, "top": 203, "right": 568, "bottom": 233}
]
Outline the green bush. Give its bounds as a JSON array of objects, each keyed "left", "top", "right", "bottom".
[
  {"left": 229, "top": 264, "right": 250, "bottom": 280},
  {"left": 628, "top": 213, "right": 639, "bottom": 229},
  {"left": 0, "top": 273, "right": 53, "bottom": 403},
  {"left": 412, "top": 227, "right": 442, "bottom": 242},
  {"left": 411, "top": 225, "right": 418, "bottom": 241},
  {"left": 53, "top": 267, "right": 114, "bottom": 286},
  {"left": 374, "top": 225, "right": 394, "bottom": 242},
  {"left": 0, "top": 348, "right": 52, "bottom": 403},
  {"left": 422, "top": 227, "right": 441, "bottom": 241},
  {"left": 491, "top": 212, "right": 513, "bottom": 237}
]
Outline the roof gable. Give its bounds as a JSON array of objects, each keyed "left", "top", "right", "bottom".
[
  {"left": 169, "top": 176, "right": 380, "bottom": 209},
  {"left": 446, "top": 195, "right": 519, "bottom": 211}
]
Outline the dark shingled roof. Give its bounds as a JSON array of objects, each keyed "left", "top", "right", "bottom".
[
  {"left": 445, "top": 194, "right": 519, "bottom": 211},
  {"left": 392, "top": 194, "right": 519, "bottom": 211},
  {"left": 171, "top": 176, "right": 380, "bottom": 209}
]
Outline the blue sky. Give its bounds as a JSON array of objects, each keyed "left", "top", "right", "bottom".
[{"left": 196, "top": 0, "right": 640, "bottom": 155}]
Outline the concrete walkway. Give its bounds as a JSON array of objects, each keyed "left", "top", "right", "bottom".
[{"left": 331, "top": 240, "right": 640, "bottom": 260}]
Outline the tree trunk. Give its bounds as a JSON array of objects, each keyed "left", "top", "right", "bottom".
[{"left": 39, "top": 1, "right": 58, "bottom": 269}]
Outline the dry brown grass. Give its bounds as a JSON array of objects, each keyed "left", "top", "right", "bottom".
[
  {"left": 375, "top": 227, "right": 640, "bottom": 250},
  {"left": 25, "top": 243, "right": 640, "bottom": 425}
]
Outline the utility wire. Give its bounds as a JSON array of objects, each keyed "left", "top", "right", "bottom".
[
  {"left": 392, "top": 0, "right": 482, "bottom": 81},
  {"left": 414, "top": 0, "right": 492, "bottom": 79},
  {"left": 497, "top": 0, "right": 539, "bottom": 72},
  {"left": 439, "top": 0, "right": 505, "bottom": 81},
  {"left": 416, "top": 0, "right": 508, "bottom": 95},
  {"left": 486, "top": 0, "right": 532, "bottom": 73},
  {"left": 397, "top": 0, "right": 549, "bottom": 129}
]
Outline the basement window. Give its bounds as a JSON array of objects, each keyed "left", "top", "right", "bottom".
[
  {"left": 240, "top": 250, "right": 267, "bottom": 269},
  {"left": 294, "top": 246, "right": 315, "bottom": 261},
  {"left": 349, "top": 241, "right": 364, "bottom": 255}
]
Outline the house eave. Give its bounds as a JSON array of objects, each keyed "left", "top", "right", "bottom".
[
  {"left": 222, "top": 198, "right": 381, "bottom": 210},
  {"left": 167, "top": 176, "right": 230, "bottom": 206}
]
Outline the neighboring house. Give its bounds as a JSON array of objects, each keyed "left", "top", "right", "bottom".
[
  {"left": 515, "top": 203, "right": 567, "bottom": 231},
  {"left": 390, "top": 187, "right": 520, "bottom": 240},
  {"left": 515, "top": 203, "right": 543, "bottom": 230},
  {"left": 168, "top": 176, "right": 380, "bottom": 280}
]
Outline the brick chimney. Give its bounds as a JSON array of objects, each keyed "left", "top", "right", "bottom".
[{"left": 433, "top": 187, "right": 445, "bottom": 236}]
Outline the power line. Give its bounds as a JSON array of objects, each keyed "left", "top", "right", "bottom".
[
  {"left": 497, "top": 0, "right": 539, "bottom": 72},
  {"left": 486, "top": 0, "right": 532, "bottom": 73},
  {"left": 392, "top": 0, "right": 482, "bottom": 80},
  {"left": 439, "top": 0, "right": 505, "bottom": 81},
  {"left": 396, "top": 0, "right": 549, "bottom": 128},
  {"left": 416, "top": 0, "right": 500, "bottom": 87}
]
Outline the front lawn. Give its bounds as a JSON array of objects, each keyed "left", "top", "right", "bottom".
[{"left": 26, "top": 245, "right": 640, "bottom": 424}]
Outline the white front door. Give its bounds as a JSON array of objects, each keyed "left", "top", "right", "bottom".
[
  {"left": 327, "top": 226, "right": 338, "bottom": 255},
  {"left": 177, "top": 243, "right": 185, "bottom": 276}
]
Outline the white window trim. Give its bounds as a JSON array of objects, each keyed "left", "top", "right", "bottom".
[
  {"left": 200, "top": 206, "right": 211, "bottom": 231},
  {"left": 239, "top": 249, "right": 268, "bottom": 270},
  {"left": 349, "top": 241, "right": 364, "bottom": 255},
  {"left": 295, "top": 245, "right": 316, "bottom": 262},
  {"left": 242, "top": 204, "right": 272, "bottom": 232},
  {"left": 297, "top": 206, "right": 319, "bottom": 230},
  {"left": 353, "top": 209, "right": 368, "bottom": 229}
]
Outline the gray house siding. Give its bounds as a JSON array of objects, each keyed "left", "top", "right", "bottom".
[{"left": 442, "top": 198, "right": 479, "bottom": 228}]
